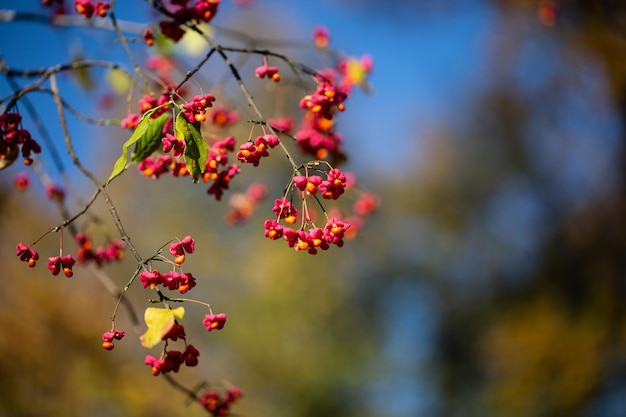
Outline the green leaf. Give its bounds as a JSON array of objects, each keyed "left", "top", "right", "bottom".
[
  {"left": 140, "top": 306, "right": 185, "bottom": 349},
  {"left": 106, "top": 110, "right": 165, "bottom": 184},
  {"left": 176, "top": 113, "right": 208, "bottom": 183},
  {"left": 131, "top": 112, "right": 169, "bottom": 163}
]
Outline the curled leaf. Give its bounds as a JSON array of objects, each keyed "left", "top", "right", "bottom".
[
  {"left": 140, "top": 306, "right": 185, "bottom": 348},
  {"left": 107, "top": 110, "right": 167, "bottom": 184},
  {"left": 131, "top": 112, "right": 169, "bottom": 163},
  {"left": 176, "top": 113, "right": 208, "bottom": 183}
]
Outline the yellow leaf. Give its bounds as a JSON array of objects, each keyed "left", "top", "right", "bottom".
[
  {"left": 140, "top": 306, "right": 185, "bottom": 348},
  {"left": 345, "top": 58, "right": 367, "bottom": 86}
]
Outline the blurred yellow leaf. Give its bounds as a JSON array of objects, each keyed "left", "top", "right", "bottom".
[
  {"left": 345, "top": 58, "right": 367, "bottom": 86},
  {"left": 106, "top": 68, "right": 131, "bottom": 96},
  {"left": 178, "top": 24, "right": 213, "bottom": 57}
]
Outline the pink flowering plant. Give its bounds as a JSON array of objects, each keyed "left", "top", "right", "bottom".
[{"left": 2, "top": 1, "right": 377, "bottom": 415}]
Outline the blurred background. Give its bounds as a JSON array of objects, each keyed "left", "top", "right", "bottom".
[{"left": 1, "top": 0, "right": 626, "bottom": 416}]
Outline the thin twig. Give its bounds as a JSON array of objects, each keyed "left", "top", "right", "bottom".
[
  {"left": 109, "top": 0, "right": 151, "bottom": 92},
  {"left": 50, "top": 72, "right": 145, "bottom": 265},
  {"left": 0, "top": 9, "right": 146, "bottom": 34}
]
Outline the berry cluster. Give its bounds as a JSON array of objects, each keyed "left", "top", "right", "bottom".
[
  {"left": 224, "top": 182, "right": 267, "bottom": 225},
  {"left": 203, "top": 137, "right": 241, "bottom": 200},
  {"left": 16, "top": 243, "right": 39, "bottom": 267},
  {"left": 75, "top": 233, "right": 125, "bottom": 266},
  {"left": 161, "top": 133, "right": 185, "bottom": 158},
  {"left": 120, "top": 113, "right": 141, "bottom": 129},
  {"left": 0, "top": 112, "right": 41, "bottom": 167},
  {"left": 271, "top": 198, "right": 297, "bottom": 224},
  {"left": 45, "top": 183, "right": 66, "bottom": 202},
  {"left": 236, "top": 134, "right": 280, "bottom": 167},
  {"left": 198, "top": 386, "right": 243, "bottom": 417},
  {"left": 139, "top": 270, "right": 197, "bottom": 294},
  {"left": 294, "top": 115, "right": 344, "bottom": 161},
  {"left": 121, "top": 92, "right": 173, "bottom": 130},
  {"left": 101, "top": 329, "right": 125, "bottom": 350},
  {"left": 169, "top": 235, "right": 195, "bottom": 265},
  {"left": 210, "top": 105, "right": 239, "bottom": 128},
  {"left": 313, "top": 26, "right": 330, "bottom": 49},
  {"left": 142, "top": 28, "right": 156, "bottom": 47},
  {"left": 182, "top": 94, "right": 216, "bottom": 123},
  {"left": 146, "top": 56, "right": 179, "bottom": 87},
  {"left": 139, "top": 236, "right": 197, "bottom": 293},
  {"left": 260, "top": 164, "right": 375, "bottom": 254},
  {"left": 268, "top": 116, "right": 295, "bottom": 133},
  {"left": 138, "top": 154, "right": 184, "bottom": 178},
  {"left": 255, "top": 64, "right": 281, "bottom": 82},
  {"left": 157, "top": 0, "right": 221, "bottom": 43},
  {"left": 41, "top": 0, "right": 68, "bottom": 16},
  {"left": 264, "top": 217, "right": 350, "bottom": 254},
  {"left": 291, "top": 33, "right": 373, "bottom": 162},
  {"left": 42, "top": 0, "right": 64, "bottom": 6},
  {"left": 353, "top": 191, "right": 380, "bottom": 216},
  {"left": 145, "top": 343, "right": 200, "bottom": 376},
  {"left": 319, "top": 168, "right": 348, "bottom": 200},
  {"left": 47, "top": 254, "right": 76, "bottom": 277},
  {"left": 292, "top": 168, "right": 347, "bottom": 200},
  {"left": 203, "top": 313, "right": 227, "bottom": 331},
  {"left": 295, "top": 81, "right": 346, "bottom": 160},
  {"left": 74, "top": 0, "right": 110, "bottom": 18},
  {"left": 138, "top": 93, "right": 172, "bottom": 118},
  {"left": 13, "top": 172, "right": 30, "bottom": 192},
  {"left": 299, "top": 81, "right": 347, "bottom": 119}
]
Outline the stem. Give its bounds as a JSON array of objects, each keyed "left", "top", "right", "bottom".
[
  {"left": 109, "top": 0, "right": 151, "bottom": 92},
  {"left": 110, "top": 265, "right": 142, "bottom": 323},
  {"left": 0, "top": 59, "right": 129, "bottom": 80},
  {"left": 23, "top": 87, "right": 120, "bottom": 126},
  {"left": 248, "top": 119, "right": 298, "bottom": 142},
  {"left": 162, "top": 374, "right": 200, "bottom": 402},
  {"left": 163, "top": 297, "right": 212, "bottom": 311},
  {"left": 51, "top": 188, "right": 100, "bottom": 232},
  {"left": 51, "top": 73, "right": 144, "bottom": 264},
  {"left": 173, "top": 48, "right": 217, "bottom": 94}
]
